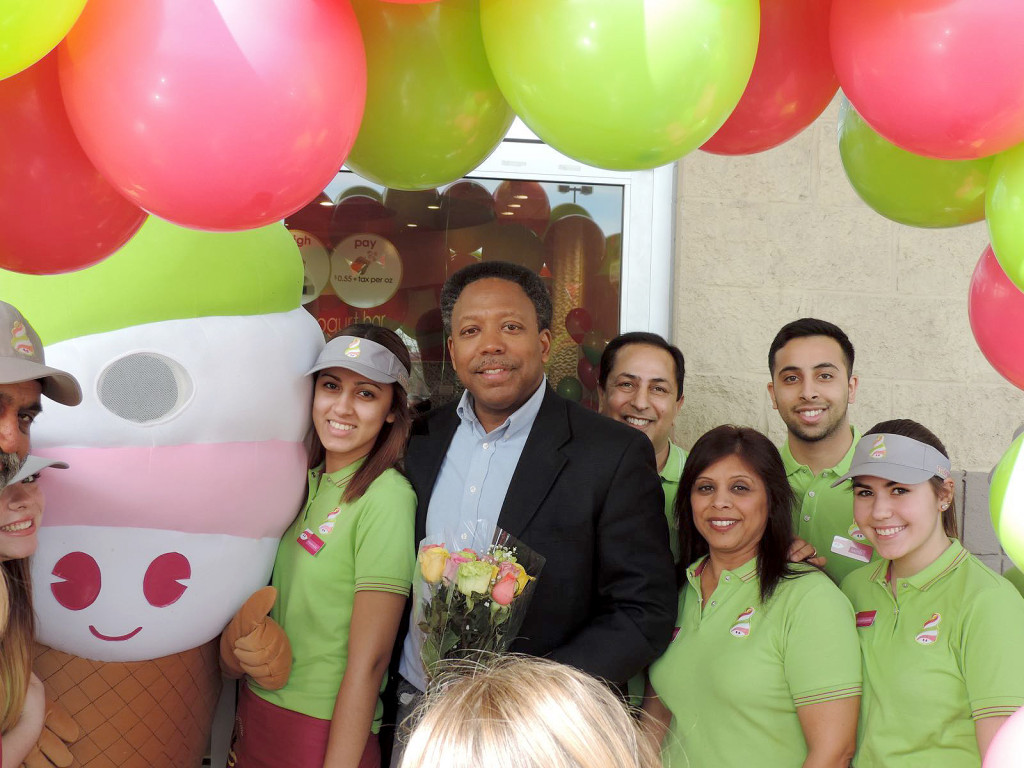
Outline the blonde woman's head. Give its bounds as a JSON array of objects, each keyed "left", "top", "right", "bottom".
[{"left": 399, "top": 656, "right": 660, "bottom": 768}]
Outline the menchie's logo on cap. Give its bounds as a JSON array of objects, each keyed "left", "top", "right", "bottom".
[
  {"left": 11, "top": 321, "right": 34, "bottom": 356},
  {"left": 870, "top": 435, "right": 886, "bottom": 459},
  {"left": 344, "top": 339, "right": 361, "bottom": 358}
]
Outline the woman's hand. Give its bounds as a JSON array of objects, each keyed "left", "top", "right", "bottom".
[{"left": 788, "top": 538, "right": 827, "bottom": 569}]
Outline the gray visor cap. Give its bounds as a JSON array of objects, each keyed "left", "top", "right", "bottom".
[
  {"left": 831, "top": 433, "right": 952, "bottom": 487},
  {"left": 9, "top": 455, "right": 69, "bottom": 485},
  {"left": 306, "top": 335, "right": 410, "bottom": 391}
]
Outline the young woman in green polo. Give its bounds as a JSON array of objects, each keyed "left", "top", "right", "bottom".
[
  {"left": 644, "top": 425, "right": 861, "bottom": 768},
  {"left": 838, "top": 420, "right": 1024, "bottom": 767},
  {"left": 226, "top": 325, "right": 416, "bottom": 768}
]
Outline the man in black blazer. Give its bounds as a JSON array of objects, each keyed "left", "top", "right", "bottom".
[{"left": 391, "top": 261, "right": 676, "bottom": 755}]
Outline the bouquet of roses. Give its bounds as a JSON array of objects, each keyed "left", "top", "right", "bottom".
[{"left": 414, "top": 523, "right": 545, "bottom": 683}]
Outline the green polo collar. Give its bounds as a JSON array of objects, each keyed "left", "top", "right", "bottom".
[
  {"left": 308, "top": 457, "right": 366, "bottom": 492},
  {"left": 686, "top": 555, "right": 759, "bottom": 591},
  {"left": 661, "top": 440, "right": 685, "bottom": 484},
  {"left": 869, "top": 538, "right": 968, "bottom": 592},
  {"left": 781, "top": 426, "right": 862, "bottom": 480}
]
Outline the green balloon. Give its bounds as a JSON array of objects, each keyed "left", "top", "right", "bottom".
[
  {"left": 0, "top": 0, "right": 87, "bottom": 80},
  {"left": 991, "top": 431, "right": 1024, "bottom": 570},
  {"left": 550, "top": 203, "right": 590, "bottom": 223},
  {"left": 555, "top": 376, "right": 583, "bottom": 402},
  {"left": 839, "top": 99, "right": 992, "bottom": 228},
  {"left": 480, "top": 0, "right": 759, "bottom": 170},
  {"left": 346, "top": 0, "right": 515, "bottom": 191},
  {"left": 0, "top": 216, "right": 302, "bottom": 344},
  {"left": 987, "top": 143, "right": 1024, "bottom": 293},
  {"left": 581, "top": 329, "right": 607, "bottom": 367}
]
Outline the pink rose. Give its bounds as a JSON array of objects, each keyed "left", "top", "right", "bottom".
[
  {"left": 443, "top": 549, "right": 478, "bottom": 583},
  {"left": 491, "top": 572, "right": 518, "bottom": 605}
]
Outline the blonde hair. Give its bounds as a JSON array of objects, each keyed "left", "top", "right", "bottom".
[
  {"left": 399, "top": 656, "right": 661, "bottom": 768},
  {"left": 0, "top": 557, "right": 34, "bottom": 732}
]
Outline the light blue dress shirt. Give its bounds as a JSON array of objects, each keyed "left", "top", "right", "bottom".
[{"left": 398, "top": 378, "right": 547, "bottom": 691}]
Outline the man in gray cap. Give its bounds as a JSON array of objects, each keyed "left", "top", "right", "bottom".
[{"left": 0, "top": 301, "right": 82, "bottom": 488}]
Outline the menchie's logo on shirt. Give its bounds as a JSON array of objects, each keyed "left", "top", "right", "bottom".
[
  {"left": 729, "top": 607, "right": 755, "bottom": 637},
  {"left": 915, "top": 613, "right": 941, "bottom": 645}
]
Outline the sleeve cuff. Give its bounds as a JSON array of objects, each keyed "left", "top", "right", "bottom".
[
  {"left": 793, "top": 683, "right": 862, "bottom": 707},
  {"left": 355, "top": 577, "right": 411, "bottom": 596},
  {"left": 971, "top": 697, "right": 1024, "bottom": 720}
]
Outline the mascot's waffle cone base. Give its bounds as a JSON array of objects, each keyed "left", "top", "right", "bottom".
[{"left": 33, "top": 641, "right": 222, "bottom": 768}]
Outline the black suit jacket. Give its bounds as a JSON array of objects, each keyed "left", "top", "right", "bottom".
[{"left": 404, "top": 386, "right": 678, "bottom": 684}]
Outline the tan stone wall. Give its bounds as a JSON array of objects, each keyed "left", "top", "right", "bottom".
[{"left": 672, "top": 99, "right": 1024, "bottom": 474}]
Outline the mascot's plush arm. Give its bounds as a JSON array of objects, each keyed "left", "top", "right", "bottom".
[
  {"left": 22, "top": 699, "right": 80, "bottom": 768},
  {"left": 219, "top": 587, "right": 292, "bottom": 691}
]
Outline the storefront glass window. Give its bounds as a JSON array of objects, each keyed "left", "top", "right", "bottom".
[{"left": 287, "top": 171, "right": 624, "bottom": 411}]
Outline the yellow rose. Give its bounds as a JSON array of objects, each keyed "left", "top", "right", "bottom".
[
  {"left": 514, "top": 563, "right": 532, "bottom": 595},
  {"left": 419, "top": 545, "right": 449, "bottom": 584}
]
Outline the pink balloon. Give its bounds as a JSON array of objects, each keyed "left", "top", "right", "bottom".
[
  {"left": 831, "top": 0, "right": 1024, "bottom": 159},
  {"left": 969, "top": 245, "right": 1024, "bottom": 390},
  {"left": 58, "top": 0, "right": 366, "bottom": 231},
  {"left": 703, "top": 0, "right": 837, "bottom": 155},
  {"left": 984, "top": 707, "right": 1024, "bottom": 767},
  {"left": 0, "top": 53, "right": 145, "bottom": 275}
]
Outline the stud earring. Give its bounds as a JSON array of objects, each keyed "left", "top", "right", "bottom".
[{"left": 940, "top": 503, "right": 950, "bottom": 511}]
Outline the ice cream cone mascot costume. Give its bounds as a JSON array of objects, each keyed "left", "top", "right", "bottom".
[{"left": 0, "top": 217, "right": 324, "bottom": 767}]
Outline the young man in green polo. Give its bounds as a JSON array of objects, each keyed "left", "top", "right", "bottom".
[{"left": 768, "top": 318, "right": 878, "bottom": 584}]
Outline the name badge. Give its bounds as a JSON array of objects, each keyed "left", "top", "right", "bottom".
[
  {"left": 298, "top": 528, "right": 325, "bottom": 556},
  {"left": 831, "top": 535, "right": 872, "bottom": 563},
  {"left": 856, "top": 610, "right": 877, "bottom": 628}
]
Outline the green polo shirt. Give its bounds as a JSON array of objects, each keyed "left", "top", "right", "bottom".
[
  {"left": 841, "top": 540, "right": 1024, "bottom": 767},
  {"left": 649, "top": 557, "right": 861, "bottom": 768},
  {"left": 661, "top": 440, "right": 688, "bottom": 564},
  {"left": 783, "top": 426, "right": 880, "bottom": 584},
  {"left": 253, "top": 461, "right": 416, "bottom": 729}
]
